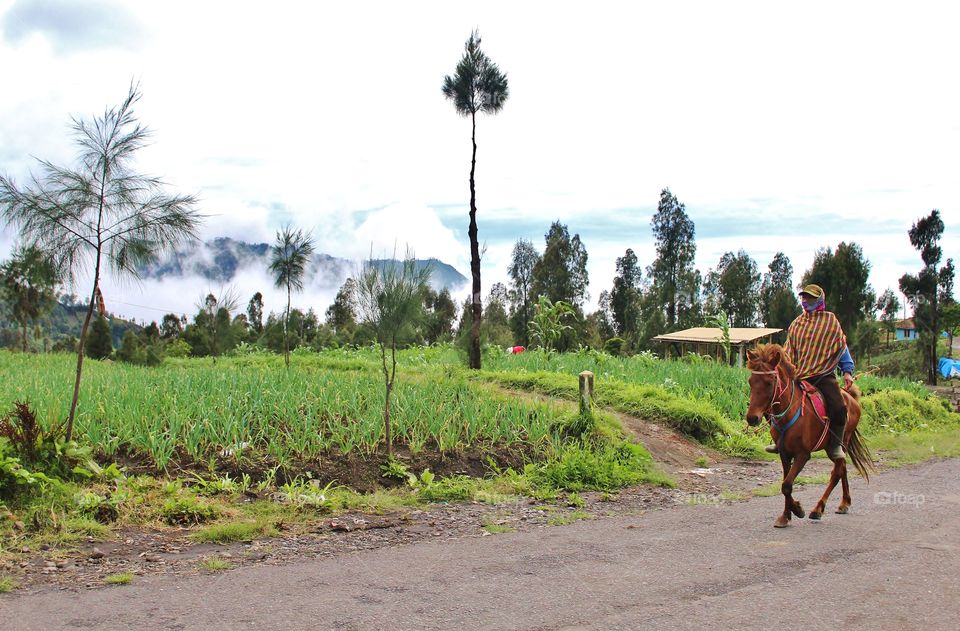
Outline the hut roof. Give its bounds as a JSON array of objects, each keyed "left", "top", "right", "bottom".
[{"left": 652, "top": 327, "right": 782, "bottom": 345}]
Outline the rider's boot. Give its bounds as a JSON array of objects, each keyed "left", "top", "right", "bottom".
[
  {"left": 825, "top": 415, "right": 847, "bottom": 461},
  {"left": 765, "top": 443, "right": 778, "bottom": 453}
]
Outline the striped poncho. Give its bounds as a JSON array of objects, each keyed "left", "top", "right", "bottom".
[{"left": 783, "top": 310, "right": 846, "bottom": 380}]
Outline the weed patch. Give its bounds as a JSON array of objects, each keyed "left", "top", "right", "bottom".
[
  {"left": 104, "top": 572, "right": 133, "bottom": 585},
  {"left": 190, "top": 520, "right": 278, "bottom": 544},
  {"left": 530, "top": 441, "right": 673, "bottom": 492},
  {"left": 547, "top": 510, "right": 591, "bottom": 526},
  {"left": 199, "top": 557, "right": 233, "bottom": 571}
]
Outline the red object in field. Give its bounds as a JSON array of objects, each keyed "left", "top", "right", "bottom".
[{"left": 511, "top": 346, "right": 525, "bottom": 354}]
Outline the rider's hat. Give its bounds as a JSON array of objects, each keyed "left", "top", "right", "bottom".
[{"left": 799, "top": 284, "right": 824, "bottom": 299}]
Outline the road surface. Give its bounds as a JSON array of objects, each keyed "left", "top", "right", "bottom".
[{"left": 3, "top": 459, "right": 958, "bottom": 630}]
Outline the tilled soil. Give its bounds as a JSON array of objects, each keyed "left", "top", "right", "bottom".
[{"left": 1, "top": 409, "right": 848, "bottom": 595}]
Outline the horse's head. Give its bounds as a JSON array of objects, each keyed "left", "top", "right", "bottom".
[{"left": 745, "top": 344, "right": 794, "bottom": 426}]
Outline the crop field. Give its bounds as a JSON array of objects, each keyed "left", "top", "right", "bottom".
[
  {"left": 0, "top": 350, "right": 563, "bottom": 471},
  {"left": 1, "top": 345, "right": 957, "bottom": 475}
]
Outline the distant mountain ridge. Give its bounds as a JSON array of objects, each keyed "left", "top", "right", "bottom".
[{"left": 140, "top": 237, "right": 468, "bottom": 292}]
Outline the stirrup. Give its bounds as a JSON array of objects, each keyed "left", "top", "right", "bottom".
[{"left": 764, "top": 443, "right": 778, "bottom": 454}]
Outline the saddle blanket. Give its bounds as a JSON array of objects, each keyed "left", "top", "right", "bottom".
[{"left": 799, "top": 381, "right": 828, "bottom": 421}]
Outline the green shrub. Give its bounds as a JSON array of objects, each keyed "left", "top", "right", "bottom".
[
  {"left": 860, "top": 390, "right": 960, "bottom": 435},
  {"left": 190, "top": 520, "right": 277, "bottom": 543},
  {"left": 160, "top": 494, "right": 219, "bottom": 525},
  {"left": 530, "top": 441, "right": 673, "bottom": 492},
  {"left": 409, "top": 469, "right": 478, "bottom": 502}
]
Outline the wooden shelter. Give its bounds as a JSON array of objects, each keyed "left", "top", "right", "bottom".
[{"left": 652, "top": 327, "right": 782, "bottom": 367}]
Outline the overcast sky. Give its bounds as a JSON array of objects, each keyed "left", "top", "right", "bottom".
[{"left": 1, "top": 0, "right": 958, "bottom": 323}]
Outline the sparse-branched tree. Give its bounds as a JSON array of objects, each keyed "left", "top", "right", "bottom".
[
  {"left": 354, "top": 250, "right": 431, "bottom": 458},
  {"left": 0, "top": 84, "right": 201, "bottom": 440},
  {"left": 875, "top": 289, "right": 900, "bottom": 347},
  {"left": 443, "top": 30, "right": 509, "bottom": 370},
  {"left": 268, "top": 225, "right": 315, "bottom": 368},
  {"left": 899, "top": 210, "right": 955, "bottom": 383}
]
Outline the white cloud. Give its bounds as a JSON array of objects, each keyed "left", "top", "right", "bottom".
[{"left": 1, "top": 0, "right": 958, "bottom": 325}]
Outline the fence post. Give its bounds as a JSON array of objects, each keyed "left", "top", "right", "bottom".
[{"left": 579, "top": 370, "right": 594, "bottom": 416}]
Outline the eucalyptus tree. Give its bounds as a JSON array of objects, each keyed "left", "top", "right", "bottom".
[
  {"left": 507, "top": 239, "right": 540, "bottom": 346},
  {"left": 354, "top": 252, "right": 431, "bottom": 458},
  {"left": 443, "top": 30, "right": 509, "bottom": 369},
  {"left": 0, "top": 244, "right": 59, "bottom": 351},
  {"left": 0, "top": 85, "right": 201, "bottom": 441},
  {"left": 268, "top": 225, "right": 315, "bottom": 368},
  {"left": 648, "top": 188, "right": 697, "bottom": 330}
]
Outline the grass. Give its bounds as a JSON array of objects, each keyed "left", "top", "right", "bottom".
[
  {"left": 199, "top": 557, "right": 233, "bottom": 571},
  {"left": 547, "top": 510, "right": 592, "bottom": 526},
  {"left": 190, "top": 520, "right": 279, "bottom": 544},
  {"left": 482, "top": 524, "right": 516, "bottom": 534},
  {"left": 1, "top": 342, "right": 957, "bottom": 558},
  {"left": 0, "top": 576, "right": 17, "bottom": 593},
  {"left": 104, "top": 572, "right": 133, "bottom": 585},
  {"left": 753, "top": 473, "right": 832, "bottom": 497},
  {"left": 868, "top": 428, "right": 960, "bottom": 466}
]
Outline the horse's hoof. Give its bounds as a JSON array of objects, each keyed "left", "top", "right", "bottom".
[
  {"left": 774, "top": 517, "right": 790, "bottom": 528},
  {"left": 792, "top": 505, "right": 805, "bottom": 518},
  {"left": 836, "top": 506, "right": 849, "bottom": 515},
  {"left": 809, "top": 512, "right": 822, "bottom": 520}
]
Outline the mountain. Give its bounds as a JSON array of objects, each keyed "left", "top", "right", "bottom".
[{"left": 139, "top": 237, "right": 468, "bottom": 292}]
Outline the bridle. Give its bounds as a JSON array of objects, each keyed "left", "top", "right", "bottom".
[{"left": 749, "top": 364, "right": 801, "bottom": 437}]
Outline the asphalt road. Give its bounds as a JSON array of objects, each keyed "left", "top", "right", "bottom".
[{"left": 3, "top": 459, "right": 958, "bottom": 631}]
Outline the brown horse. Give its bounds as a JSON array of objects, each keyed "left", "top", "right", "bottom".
[{"left": 746, "top": 344, "right": 874, "bottom": 528}]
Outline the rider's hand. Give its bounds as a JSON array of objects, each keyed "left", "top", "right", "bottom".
[{"left": 843, "top": 372, "right": 854, "bottom": 389}]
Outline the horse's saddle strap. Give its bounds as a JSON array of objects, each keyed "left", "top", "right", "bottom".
[{"left": 800, "top": 381, "right": 829, "bottom": 421}]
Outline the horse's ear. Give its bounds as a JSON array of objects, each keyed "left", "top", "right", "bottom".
[
  {"left": 770, "top": 350, "right": 782, "bottom": 367},
  {"left": 747, "top": 349, "right": 758, "bottom": 362}
]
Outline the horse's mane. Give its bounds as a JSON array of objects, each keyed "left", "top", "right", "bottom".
[{"left": 747, "top": 343, "right": 797, "bottom": 381}]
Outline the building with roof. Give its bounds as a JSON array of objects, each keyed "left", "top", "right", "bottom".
[{"left": 652, "top": 327, "right": 783, "bottom": 367}]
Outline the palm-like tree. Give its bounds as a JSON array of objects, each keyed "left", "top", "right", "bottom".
[
  {"left": 0, "top": 84, "right": 201, "bottom": 441},
  {"left": 268, "top": 225, "right": 315, "bottom": 367},
  {"left": 443, "top": 30, "right": 509, "bottom": 369}
]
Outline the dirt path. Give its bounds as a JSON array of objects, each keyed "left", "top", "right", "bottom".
[{"left": 3, "top": 458, "right": 957, "bottom": 630}]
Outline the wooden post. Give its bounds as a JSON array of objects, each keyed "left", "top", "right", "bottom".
[
  {"left": 737, "top": 345, "right": 745, "bottom": 368},
  {"left": 578, "top": 371, "right": 594, "bottom": 416}
]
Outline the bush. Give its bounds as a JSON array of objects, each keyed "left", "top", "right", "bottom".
[
  {"left": 530, "top": 441, "right": 673, "bottom": 492},
  {"left": 160, "top": 494, "right": 220, "bottom": 525},
  {"left": 860, "top": 390, "right": 960, "bottom": 435},
  {"left": 603, "top": 337, "right": 626, "bottom": 356}
]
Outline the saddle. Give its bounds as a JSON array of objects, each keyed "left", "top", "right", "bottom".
[
  {"left": 799, "top": 381, "right": 832, "bottom": 451},
  {"left": 799, "top": 381, "right": 829, "bottom": 421}
]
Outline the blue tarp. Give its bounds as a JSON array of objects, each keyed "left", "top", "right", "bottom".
[{"left": 938, "top": 357, "right": 960, "bottom": 379}]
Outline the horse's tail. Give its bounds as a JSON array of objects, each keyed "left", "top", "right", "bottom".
[{"left": 847, "top": 427, "right": 875, "bottom": 482}]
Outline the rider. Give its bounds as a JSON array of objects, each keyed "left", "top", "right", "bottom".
[{"left": 764, "top": 283, "right": 855, "bottom": 460}]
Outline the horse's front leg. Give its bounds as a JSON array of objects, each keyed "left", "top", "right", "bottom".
[{"left": 775, "top": 452, "right": 809, "bottom": 528}]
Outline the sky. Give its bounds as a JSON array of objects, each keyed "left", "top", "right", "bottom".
[{"left": 0, "top": 0, "right": 958, "bottom": 324}]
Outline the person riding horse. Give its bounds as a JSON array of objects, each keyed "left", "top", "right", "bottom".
[{"left": 764, "top": 283, "right": 855, "bottom": 460}]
